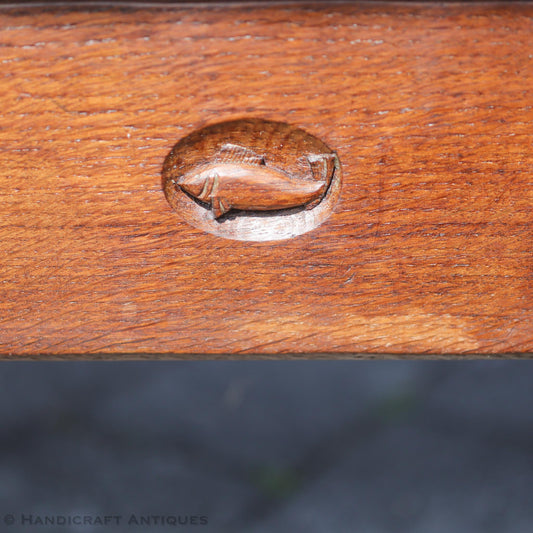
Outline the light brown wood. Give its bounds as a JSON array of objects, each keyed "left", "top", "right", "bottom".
[{"left": 0, "top": 2, "right": 531, "bottom": 357}]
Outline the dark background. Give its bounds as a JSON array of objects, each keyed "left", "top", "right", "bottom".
[{"left": 1, "top": 361, "right": 532, "bottom": 532}]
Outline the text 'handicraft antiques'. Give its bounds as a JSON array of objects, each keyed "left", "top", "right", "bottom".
[{"left": 162, "top": 119, "right": 342, "bottom": 241}]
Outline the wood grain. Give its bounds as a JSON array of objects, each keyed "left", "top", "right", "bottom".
[{"left": 0, "top": 2, "right": 531, "bottom": 357}]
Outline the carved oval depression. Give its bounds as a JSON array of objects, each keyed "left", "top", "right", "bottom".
[{"left": 162, "top": 119, "right": 342, "bottom": 242}]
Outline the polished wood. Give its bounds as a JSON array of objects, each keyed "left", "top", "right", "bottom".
[{"left": 0, "top": 2, "right": 531, "bottom": 357}]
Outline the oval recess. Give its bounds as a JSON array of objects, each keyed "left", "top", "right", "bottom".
[{"left": 162, "top": 118, "right": 342, "bottom": 242}]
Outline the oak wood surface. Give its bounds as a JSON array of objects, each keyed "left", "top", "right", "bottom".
[{"left": 0, "top": 2, "right": 531, "bottom": 357}]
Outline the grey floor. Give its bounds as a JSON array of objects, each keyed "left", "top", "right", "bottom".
[{"left": 0, "top": 361, "right": 532, "bottom": 532}]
